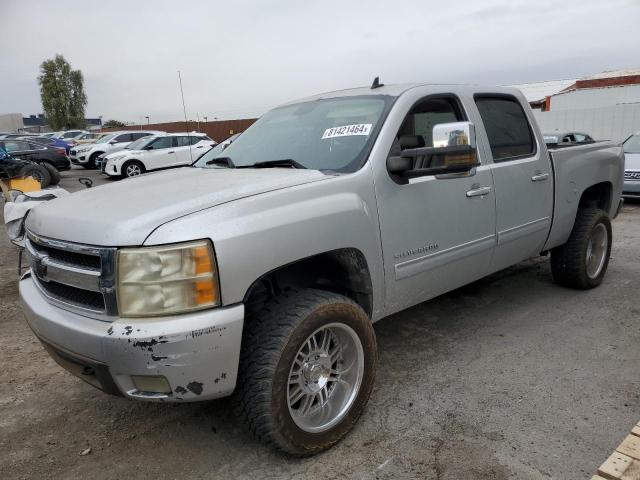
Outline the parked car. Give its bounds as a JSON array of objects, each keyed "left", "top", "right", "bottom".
[
  {"left": 74, "top": 132, "right": 107, "bottom": 145},
  {"left": 19, "top": 136, "right": 74, "bottom": 154},
  {"left": 52, "top": 130, "right": 88, "bottom": 140},
  {"left": 101, "top": 132, "right": 215, "bottom": 177},
  {"left": 622, "top": 132, "right": 640, "bottom": 198},
  {"left": 0, "top": 138, "right": 70, "bottom": 171},
  {"left": 69, "top": 130, "right": 164, "bottom": 168},
  {"left": 0, "top": 147, "right": 56, "bottom": 188},
  {"left": 543, "top": 131, "right": 595, "bottom": 146},
  {"left": 0, "top": 133, "right": 41, "bottom": 140},
  {"left": 20, "top": 83, "right": 623, "bottom": 456}
]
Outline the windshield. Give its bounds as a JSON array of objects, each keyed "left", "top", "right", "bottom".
[
  {"left": 127, "top": 136, "right": 153, "bottom": 150},
  {"left": 624, "top": 134, "right": 640, "bottom": 154},
  {"left": 194, "top": 96, "right": 391, "bottom": 172}
]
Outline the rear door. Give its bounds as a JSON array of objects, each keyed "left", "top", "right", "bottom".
[
  {"left": 474, "top": 95, "right": 553, "bottom": 273},
  {"left": 174, "top": 136, "right": 195, "bottom": 165}
]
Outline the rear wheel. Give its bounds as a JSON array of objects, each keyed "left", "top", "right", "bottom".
[
  {"left": 550, "top": 208, "right": 612, "bottom": 289},
  {"left": 234, "top": 289, "right": 377, "bottom": 456},
  {"left": 41, "top": 162, "right": 61, "bottom": 185},
  {"left": 122, "top": 160, "right": 145, "bottom": 178}
]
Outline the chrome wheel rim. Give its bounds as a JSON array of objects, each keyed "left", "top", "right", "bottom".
[
  {"left": 287, "top": 322, "right": 364, "bottom": 433},
  {"left": 126, "top": 164, "right": 141, "bottom": 177},
  {"left": 586, "top": 223, "right": 608, "bottom": 279}
]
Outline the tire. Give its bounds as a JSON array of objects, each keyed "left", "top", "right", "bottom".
[
  {"left": 87, "top": 152, "right": 102, "bottom": 169},
  {"left": 550, "top": 208, "right": 612, "bottom": 289},
  {"left": 234, "top": 288, "right": 377, "bottom": 456},
  {"left": 19, "top": 163, "right": 51, "bottom": 188},
  {"left": 41, "top": 162, "right": 61, "bottom": 185},
  {"left": 122, "top": 160, "right": 145, "bottom": 178}
]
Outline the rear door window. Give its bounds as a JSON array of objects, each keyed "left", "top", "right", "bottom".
[
  {"left": 176, "top": 136, "right": 191, "bottom": 147},
  {"left": 475, "top": 96, "right": 535, "bottom": 161}
]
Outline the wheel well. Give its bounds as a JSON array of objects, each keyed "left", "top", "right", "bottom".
[
  {"left": 90, "top": 151, "right": 103, "bottom": 159},
  {"left": 579, "top": 182, "right": 612, "bottom": 213},
  {"left": 243, "top": 248, "right": 374, "bottom": 318}
]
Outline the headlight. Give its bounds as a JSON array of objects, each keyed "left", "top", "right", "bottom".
[
  {"left": 117, "top": 240, "right": 220, "bottom": 317},
  {"left": 108, "top": 155, "right": 125, "bottom": 162}
]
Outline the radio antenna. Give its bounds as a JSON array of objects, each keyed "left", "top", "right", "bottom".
[{"left": 178, "top": 70, "right": 193, "bottom": 162}]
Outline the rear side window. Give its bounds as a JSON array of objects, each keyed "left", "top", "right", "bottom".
[
  {"left": 3, "top": 140, "right": 29, "bottom": 152},
  {"left": 475, "top": 96, "right": 535, "bottom": 161},
  {"left": 131, "top": 132, "right": 150, "bottom": 140}
]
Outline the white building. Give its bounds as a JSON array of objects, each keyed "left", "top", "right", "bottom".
[{"left": 511, "top": 69, "right": 640, "bottom": 142}]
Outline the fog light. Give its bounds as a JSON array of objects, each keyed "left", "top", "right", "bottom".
[{"left": 131, "top": 375, "right": 172, "bottom": 394}]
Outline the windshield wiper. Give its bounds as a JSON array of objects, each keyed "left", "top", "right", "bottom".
[
  {"left": 205, "top": 156, "right": 235, "bottom": 168},
  {"left": 240, "top": 159, "right": 307, "bottom": 169}
]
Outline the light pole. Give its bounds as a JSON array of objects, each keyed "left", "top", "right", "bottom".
[{"left": 145, "top": 115, "right": 149, "bottom": 126}]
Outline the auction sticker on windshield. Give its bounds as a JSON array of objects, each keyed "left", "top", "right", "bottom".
[{"left": 322, "top": 124, "right": 372, "bottom": 139}]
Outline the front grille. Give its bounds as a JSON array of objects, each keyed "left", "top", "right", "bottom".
[
  {"left": 70, "top": 149, "right": 77, "bottom": 155},
  {"left": 26, "top": 232, "right": 117, "bottom": 317},
  {"left": 40, "top": 281, "right": 106, "bottom": 310},
  {"left": 29, "top": 241, "right": 101, "bottom": 269},
  {"left": 624, "top": 171, "right": 640, "bottom": 180}
]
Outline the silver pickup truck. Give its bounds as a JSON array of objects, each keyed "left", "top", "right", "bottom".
[{"left": 20, "top": 83, "right": 624, "bottom": 455}]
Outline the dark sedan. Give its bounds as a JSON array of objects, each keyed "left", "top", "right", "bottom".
[
  {"left": 22, "top": 136, "right": 73, "bottom": 154},
  {"left": 0, "top": 138, "right": 70, "bottom": 171}
]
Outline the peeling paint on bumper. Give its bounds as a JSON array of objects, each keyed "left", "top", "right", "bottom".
[{"left": 20, "top": 277, "right": 244, "bottom": 402}]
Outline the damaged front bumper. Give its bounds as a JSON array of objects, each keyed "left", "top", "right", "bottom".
[{"left": 19, "top": 275, "right": 244, "bottom": 402}]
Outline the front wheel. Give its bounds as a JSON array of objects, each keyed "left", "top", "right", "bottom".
[
  {"left": 122, "top": 161, "right": 145, "bottom": 178},
  {"left": 234, "top": 289, "right": 377, "bottom": 456},
  {"left": 550, "top": 208, "right": 612, "bottom": 289}
]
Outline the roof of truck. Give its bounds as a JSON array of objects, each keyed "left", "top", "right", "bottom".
[{"left": 284, "top": 83, "right": 523, "bottom": 105}]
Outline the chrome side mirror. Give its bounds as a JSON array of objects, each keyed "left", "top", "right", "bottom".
[{"left": 432, "top": 121, "right": 476, "bottom": 149}]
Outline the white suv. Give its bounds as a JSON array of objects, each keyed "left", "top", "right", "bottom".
[
  {"left": 69, "top": 130, "right": 164, "bottom": 168},
  {"left": 101, "top": 132, "right": 215, "bottom": 178}
]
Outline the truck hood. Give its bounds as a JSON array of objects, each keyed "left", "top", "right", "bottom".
[
  {"left": 625, "top": 153, "right": 640, "bottom": 171},
  {"left": 27, "top": 167, "right": 331, "bottom": 246}
]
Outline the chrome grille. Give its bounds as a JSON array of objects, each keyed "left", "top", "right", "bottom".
[
  {"left": 26, "top": 232, "right": 118, "bottom": 317},
  {"left": 625, "top": 171, "right": 640, "bottom": 180}
]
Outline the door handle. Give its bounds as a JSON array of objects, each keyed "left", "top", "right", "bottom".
[
  {"left": 168, "top": 151, "right": 175, "bottom": 154},
  {"left": 531, "top": 173, "right": 549, "bottom": 182},
  {"left": 466, "top": 186, "right": 492, "bottom": 197}
]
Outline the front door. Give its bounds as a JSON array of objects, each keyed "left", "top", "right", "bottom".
[
  {"left": 144, "top": 136, "right": 176, "bottom": 170},
  {"left": 473, "top": 95, "right": 554, "bottom": 273},
  {"left": 375, "top": 95, "right": 497, "bottom": 314}
]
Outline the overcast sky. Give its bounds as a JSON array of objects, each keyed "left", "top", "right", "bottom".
[{"left": 1, "top": 0, "right": 639, "bottom": 124}]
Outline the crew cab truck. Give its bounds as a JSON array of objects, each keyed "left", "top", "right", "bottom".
[{"left": 19, "top": 83, "right": 624, "bottom": 456}]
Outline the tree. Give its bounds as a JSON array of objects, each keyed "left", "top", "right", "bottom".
[
  {"left": 103, "top": 119, "right": 127, "bottom": 128},
  {"left": 38, "top": 54, "right": 87, "bottom": 130}
]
